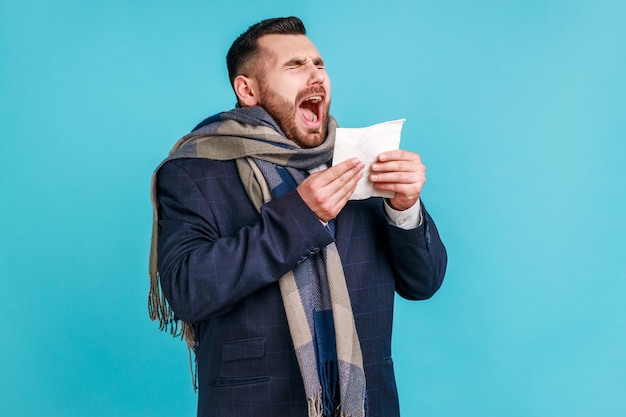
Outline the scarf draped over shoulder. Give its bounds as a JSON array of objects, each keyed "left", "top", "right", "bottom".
[{"left": 148, "top": 106, "right": 366, "bottom": 417}]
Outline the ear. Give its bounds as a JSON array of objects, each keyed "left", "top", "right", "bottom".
[{"left": 233, "top": 75, "right": 260, "bottom": 107}]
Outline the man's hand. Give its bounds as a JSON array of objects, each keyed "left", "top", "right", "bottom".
[
  {"left": 370, "top": 150, "right": 426, "bottom": 211},
  {"left": 297, "top": 158, "right": 364, "bottom": 222}
]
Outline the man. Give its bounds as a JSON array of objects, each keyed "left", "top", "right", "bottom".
[{"left": 149, "top": 16, "right": 447, "bottom": 417}]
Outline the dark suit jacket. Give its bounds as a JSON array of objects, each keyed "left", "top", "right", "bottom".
[{"left": 157, "top": 157, "right": 447, "bottom": 417}]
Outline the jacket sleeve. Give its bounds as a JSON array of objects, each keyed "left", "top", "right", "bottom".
[
  {"left": 386, "top": 203, "right": 447, "bottom": 300},
  {"left": 156, "top": 159, "right": 335, "bottom": 323}
]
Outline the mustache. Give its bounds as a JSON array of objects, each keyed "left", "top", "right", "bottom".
[{"left": 295, "top": 86, "right": 327, "bottom": 103}]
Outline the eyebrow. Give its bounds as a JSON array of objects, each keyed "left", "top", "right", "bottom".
[{"left": 283, "top": 56, "right": 325, "bottom": 67}]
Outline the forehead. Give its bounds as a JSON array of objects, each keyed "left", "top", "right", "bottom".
[{"left": 257, "top": 34, "right": 322, "bottom": 65}]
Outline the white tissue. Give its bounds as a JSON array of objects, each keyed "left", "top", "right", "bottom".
[{"left": 332, "top": 119, "right": 405, "bottom": 200}]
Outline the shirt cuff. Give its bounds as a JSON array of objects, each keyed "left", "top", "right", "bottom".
[{"left": 384, "top": 198, "right": 423, "bottom": 229}]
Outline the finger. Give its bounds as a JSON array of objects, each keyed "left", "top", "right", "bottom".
[
  {"left": 377, "top": 149, "right": 422, "bottom": 164},
  {"left": 371, "top": 169, "right": 426, "bottom": 199},
  {"left": 370, "top": 161, "right": 426, "bottom": 183},
  {"left": 307, "top": 158, "right": 359, "bottom": 189},
  {"left": 308, "top": 159, "right": 363, "bottom": 191},
  {"left": 371, "top": 160, "right": 424, "bottom": 174},
  {"left": 373, "top": 179, "right": 423, "bottom": 195},
  {"left": 303, "top": 169, "right": 362, "bottom": 222},
  {"left": 322, "top": 161, "right": 364, "bottom": 205},
  {"left": 297, "top": 160, "right": 364, "bottom": 221},
  {"left": 377, "top": 182, "right": 423, "bottom": 196},
  {"left": 370, "top": 171, "right": 423, "bottom": 185},
  {"left": 332, "top": 158, "right": 363, "bottom": 176}
]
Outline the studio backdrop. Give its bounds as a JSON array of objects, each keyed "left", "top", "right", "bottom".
[{"left": 1, "top": 1, "right": 624, "bottom": 416}]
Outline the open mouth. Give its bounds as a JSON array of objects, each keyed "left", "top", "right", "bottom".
[{"left": 298, "top": 94, "right": 324, "bottom": 125}]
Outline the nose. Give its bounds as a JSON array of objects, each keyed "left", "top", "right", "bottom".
[{"left": 306, "top": 61, "right": 326, "bottom": 86}]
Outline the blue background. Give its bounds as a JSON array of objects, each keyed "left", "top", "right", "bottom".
[{"left": 1, "top": 0, "right": 624, "bottom": 416}]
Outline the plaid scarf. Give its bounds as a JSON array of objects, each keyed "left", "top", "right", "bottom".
[{"left": 148, "top": 107, "right": 366, "bottom": 417}]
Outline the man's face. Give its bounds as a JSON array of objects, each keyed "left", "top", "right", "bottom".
[{"left": 255, "top": 34, "right": 332, "bottom": 148}]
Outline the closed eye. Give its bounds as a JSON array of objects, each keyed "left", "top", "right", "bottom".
[
  {"left": 283, "top": 57, "right": 325, "bottom": 70},
  {"left": 313, "top": 57, "right": 325, "bottom": 69},
  {"left": 284, "top": 58, "right": 307, "bottom": 69}
]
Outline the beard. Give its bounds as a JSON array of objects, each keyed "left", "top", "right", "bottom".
[{"left": 258, "top": 83, "right": 330, "bottom": 148}]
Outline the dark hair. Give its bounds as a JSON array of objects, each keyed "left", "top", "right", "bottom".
[{"left": 226, "top": 16, "right": 306, "bottom": 87}]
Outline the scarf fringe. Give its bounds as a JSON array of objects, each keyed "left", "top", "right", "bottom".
[
  {"left": 337, "top": 404, "right": 366, "bottom": 417},
  {"left": 308, "top": 394, "right": 324, "bottom": 417},
  {"left": 148, "top": 272, "right": 198, "bottom": 392},
  {"left": 148, "top": 272, "right": 196, "bottom": 346},
  {"left": 308, "top": 395, "right": 363, "bottom": 417}
]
